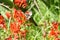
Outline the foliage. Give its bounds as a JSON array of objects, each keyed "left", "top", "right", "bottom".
[{"left": 0, "top": 0, "right": 60, "bottom": 40}]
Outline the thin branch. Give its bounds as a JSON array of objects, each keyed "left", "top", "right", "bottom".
[
  {"left": 0, "top": 3, "right": 12, "bottom": 11},
  {"left": 34, "top": 0, "right": 43, "bottom": 17}
]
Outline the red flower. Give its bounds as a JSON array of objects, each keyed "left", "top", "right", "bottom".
[
  {"left": 6, "top": 12, "right": 11, "bottom": 19},
  {"left": 14, "top": 0, "right": 27, "bottom": 8},
  {"left": 13, "top": 9, "right": 26, "bottom": 24},
  {"left": 18, "top": 20, "right": 24, "bottom": 25},
  {"left": 0, "top": 15, "right": 6, "bottom": 29},
  {"left": 5, "top": 35, "right": 12, "bottom": 40},
  {"left": 52, "top": 22, "right": 59, "bottom": 30},
  {"left": 10, "top": 22, "right": 20, "bottom": 34},
  {"left": 49, "top": 29, "right": 58, "bottom": 37},
  {"left": 13, "top": 9, "right": 20, "bottom": 21},
  {"left": 18, "top": 10, "right": 26, "bottom": 22},
  {"left": 22, "top": 3, "right": 27, "bottom": 8}
]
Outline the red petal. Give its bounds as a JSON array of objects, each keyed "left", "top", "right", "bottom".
[{"left": 6, "top": 12, "right": 11, "bottom": 18}]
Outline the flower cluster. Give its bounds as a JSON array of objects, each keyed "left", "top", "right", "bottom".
[
  {"left": 13, "top": 9, "right": 27, "bottom": 24},
  {"left": 10, "top": 22, "right": 20, "bottom": 34},
  {"left": 14, "top": 0, "right": 27, "bottom": 8},
  {"left": 52, "top": 22, "right": 59, "bottom": 30},
  {"left": 0, "top": 15, "right": 6, "bottom": 29},
  {"left": 49, "top": 21, "right": 60, "bottom": 40},
  {"left": 4, "top": 8, "right": 31, "bottom": 40}
]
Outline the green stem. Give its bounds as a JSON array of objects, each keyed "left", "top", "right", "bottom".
[
  {"left": 28, "top": 3, "right": 35, "bottom": 11},
  {"left": 7, "top": 17, "right": 11, "bottom": 30},
  {"left": 34, "top": 0, "right": 43, "bottom": 17},
  {"left": 0, "top": 3, "right": 12, "bottom": 11}
]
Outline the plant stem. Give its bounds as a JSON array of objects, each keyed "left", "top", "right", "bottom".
[
  {"left": 34, "top": 0, "right": 43, "bottom": 17},
  {"left": 0, "top": 3, "right": 12, "bottom": 11},
  {"left": 28, "top": 3, "right": 35, "bottom": 11}
]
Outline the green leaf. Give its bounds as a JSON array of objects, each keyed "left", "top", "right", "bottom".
[
  {"left": 0, "top": 5, "right": 9, "bottom": 20},
  {"left": 33, "top": 8, "right": 41, "bottom": 25},
  {"left": 0, "top": 0, "right": 13, "bottom": 7},
  {"left": 37, "top": 0, "right": 48, "bottom": 15}
]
